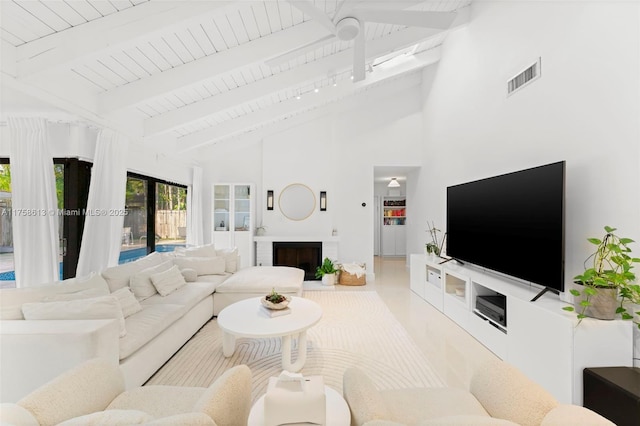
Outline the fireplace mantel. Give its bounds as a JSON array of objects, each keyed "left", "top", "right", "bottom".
[{"left": 254, "top": 236, "right": 339, "bottom": 267}]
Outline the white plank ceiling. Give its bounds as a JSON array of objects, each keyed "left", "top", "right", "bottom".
[{"left": 1, "top": 0, "right": 471, "bottom": 151}]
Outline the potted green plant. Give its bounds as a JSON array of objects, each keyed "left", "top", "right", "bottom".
[
  {"left": 564, "top": 226, "right": 640, "bottom": 325},
  {"left": 425, "top": 221, "right": 441, "bottom": 258},
  {"left": 315, "top": 257, "right": 338, "bottom": 286}
]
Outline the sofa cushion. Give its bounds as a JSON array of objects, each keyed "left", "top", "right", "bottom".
[
  {"left": 119, "top": 304, "right": 185, "bottom": 360},
  {"left": 419, "top": 415, "right": 520, "bottom": 425},
  {"left": 129, "top": 260, "right": 174, "bottom": 301},
  {"left": 102, "top": 252, "right": 165, "bottom": 293},
  {"left": 470, "top": 359, "right": 558, "bottom": 426},
  {"left": 150, "top": 265, "right": 187, "bottom": 296},
  {"left": 107, "top": 385, "right": 205, "bottom": 418},
  {"left": 44, "top": 285, "right": 110, "bottom": 302},
  {"left": 21, "top": 295, "right": 127, "bottom": 337},
  {"left": 381, "top": 388, "right": 489, "bottom": 425},
  {"left": 172, "top": 257, "right": 226, "bottom": 276},
  {"left": 541, "top": 404, "right": 615, "bottom": 426},
  {"left": 215, "top": 266, "right": 304, "bottom": 294},
  {"left": 195, "top": 273, "right": 232, "bottom": 286},
  {"left": 0, "top": 273, "right": 110, "bottom": 320},
  {"left": 112, "top": 287, "right": 143, "bottom": 318},
  {"left": 216, "top": 248, "right": 239, "bottom": 273},
  {"left": 179, "top": 244, "right": 217, "bottom": 258},
  {"left": 56, "top": 409, "right": 153, "bottom": 425},
  {"left": 144, "top": 412, "right": 216, "bottom": 425},
  {"left": 141, "top": 281, "right": 217, "bottom": 313},
  {"left": 181, "top": 268, "right": 198, "bottom": 282}
]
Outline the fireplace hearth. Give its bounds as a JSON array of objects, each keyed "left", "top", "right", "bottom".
[{"left": 273, "top": 242, "right": 322, "bottom": 280}]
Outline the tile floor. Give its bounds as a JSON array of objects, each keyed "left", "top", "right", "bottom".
[{"left": 356, "top": 256, "right": 499, "bottom": 390}]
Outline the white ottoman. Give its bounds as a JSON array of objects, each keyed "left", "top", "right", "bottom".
[{"left": 213, "top": 266, "right": 304, "bottom": 315}]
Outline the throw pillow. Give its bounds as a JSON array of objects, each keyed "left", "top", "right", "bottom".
[
  {"left": 150, "top": 265, "right": 187, "bottom": 296},
  {"left": 21, "top": 295, "right": 127, "bottom": 337},
  {"left": 216, "top": 247, "right": 239, "bottom": 273},
  {"left": 181, "top": 268, "right": 198, "bottom": 282},
  {"left": 129, "top": 260, "right": 174, "bottom": 301},
  {"left": 172, "top": 256, "right": 226, "bottom": 276},
  {"left": 111, "top": 287, "right": 143, "bottom": 318}
]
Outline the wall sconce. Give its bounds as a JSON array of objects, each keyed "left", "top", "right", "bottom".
[
  {"left": 267, "top": 190, "right": 274, "bottom": 210},
  {"left": 320, "top": 191, "right": 327, "bottom": 211}
]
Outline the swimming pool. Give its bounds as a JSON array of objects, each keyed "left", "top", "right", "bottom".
[{"left": 0, "top": 244, "right": 185, "bottom": 281}]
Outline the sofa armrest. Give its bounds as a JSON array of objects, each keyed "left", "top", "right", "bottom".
[
  {"left": 193, "top": 365, "right": 252, "bottom": 426},
  {"left": 0, "top": 319, "right": 120, "bottom": 403},
  {"left": 541, "top": 404, "right": 615, "bottom": 426},
  {"left": 343, "top": 368, "right": 392, "bottom": 425}
]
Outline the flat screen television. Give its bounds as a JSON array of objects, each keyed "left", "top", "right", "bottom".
[{"left": 446, "top": 161, "right": 565, "bottom": 293}]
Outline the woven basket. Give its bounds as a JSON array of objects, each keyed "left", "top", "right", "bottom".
[{"left": 338, "top": 265, "right": 366, "bottom": 286}]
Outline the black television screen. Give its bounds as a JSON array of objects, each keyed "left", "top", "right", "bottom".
[{"left": 446, "top": 161, "right": 565, "bottom": 291}]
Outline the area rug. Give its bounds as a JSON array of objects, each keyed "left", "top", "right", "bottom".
[{"left": 146, "top": 291, "right": 445, "bottom": 401}]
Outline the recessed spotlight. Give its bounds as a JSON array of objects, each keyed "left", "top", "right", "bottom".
[{"left": 314, "top": 88, "right": 319, "bottom": 93}]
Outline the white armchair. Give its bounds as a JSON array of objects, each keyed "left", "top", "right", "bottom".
[{"left": 0, "top": 358, "right": 252, "bottom": 426}]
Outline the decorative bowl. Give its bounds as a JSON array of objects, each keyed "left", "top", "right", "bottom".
[{"left": 261, "top": 295, "right": 291, "bottom": 310}]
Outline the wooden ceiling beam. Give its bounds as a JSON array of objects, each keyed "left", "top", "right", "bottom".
[
  {"left": 144, "top": 27, "right": 443, "bottom": 136},
  {"left": 15, "top": 1, "right": 241, "bottom": 78}
]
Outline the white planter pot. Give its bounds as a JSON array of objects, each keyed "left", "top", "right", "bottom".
[{"left": 321, "top": 273, "right": 336, "bottom": 286}]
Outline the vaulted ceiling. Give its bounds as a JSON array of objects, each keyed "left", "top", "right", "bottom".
[{"left": 1, "top": 0, "right": 471, "bottom": 153}]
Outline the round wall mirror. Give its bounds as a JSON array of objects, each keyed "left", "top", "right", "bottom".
[{"left": 279, "top": 183, "right": 316, "bottom": 221}]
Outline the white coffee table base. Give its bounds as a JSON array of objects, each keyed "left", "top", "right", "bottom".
[
  {"left": 248, "top": 385, "right": 350, "bottom": 426},
  {"left": 222, "top": 330, "right": 309, "bottom": 372}
]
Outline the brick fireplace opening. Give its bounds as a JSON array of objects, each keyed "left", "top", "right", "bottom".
[{"left": 273, "top": 242, "right": 322, "bottom": 281}]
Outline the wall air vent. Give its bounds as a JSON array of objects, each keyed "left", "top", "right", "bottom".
[{"left": 507, "top": 57, "right": 541, "bottom": 96}]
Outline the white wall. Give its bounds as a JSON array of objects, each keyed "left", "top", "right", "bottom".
[
  {"left": 412, "top": 1, "right": 640, "bottom": 293},
  {"left": 200, "top": 74, "right": 425, "bottom": 271}
]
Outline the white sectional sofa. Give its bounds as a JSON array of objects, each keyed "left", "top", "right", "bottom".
[{"left": 0, "top": 246, "right": 304, "bottom": 403}]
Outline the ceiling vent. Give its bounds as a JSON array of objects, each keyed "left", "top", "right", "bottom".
[{"left": 507, "top": 57, "right": 541, "bottom": 96}]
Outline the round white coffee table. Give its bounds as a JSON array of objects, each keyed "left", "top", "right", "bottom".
[
  {"left": 217, "top": 297, "right": 322, "bottom": 372},
  {"left": 247, "top": 385, "right": 350, "bottom": 426}
]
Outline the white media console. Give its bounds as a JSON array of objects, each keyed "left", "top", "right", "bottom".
[{"left": 410, "top": 254, "right": 633, "bottom": 405}]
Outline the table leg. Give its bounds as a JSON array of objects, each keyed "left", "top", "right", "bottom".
[
  {"left": 281, "top": 330, "right": 308, "bottom": 372},
  {"left": 222, "top": 332, "right": 236, "bottom": 357}
]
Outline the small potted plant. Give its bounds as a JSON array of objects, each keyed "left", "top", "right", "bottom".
[
  {"left": 261, "top": 287, "right": 290, "bottom": 310},
  {"left": 564, "top": 226, "right": 640, "bottom": 324},
  {"left": 315, "top": 257, "right": 338, "bottom": 286}
]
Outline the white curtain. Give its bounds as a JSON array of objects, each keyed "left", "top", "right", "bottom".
[
  {"left": 186, "top": 166, "right": 203, "bottom": 247},
  {"left": 8, "top": 117, "right": 59, "bottom": 287},
  {"left": 76, "top": 129, "right": 129, "bottom": 277}
]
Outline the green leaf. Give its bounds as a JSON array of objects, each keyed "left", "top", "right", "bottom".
[
  {"left": 562, "top": 306, "right": 575, "bottom": 312},
  {"left": 632, "top": 258, "right": 640, "bottom": 263},
  {"left": 588, "top": 238, "right": 602, "bottom": 245},
  {"left": 621, "top": 313, "right": 633, "bottom": 320},
  {"left": 569, "top": 289, "right": 581, "bottom": 297},
  {"left": 580, "top": 300, "right": 591, "bottom": 307},
  {"left": 584, "top": 287, "right": 597, "bottom": 295},
  {"left": 577, "top": 314, "right": 587, "bottom": 319},
  {"left": 620, "top": 238, "right": 635, "bottom": 244},
  {"left": 604, "top": 226, "right": 616, "bottom": 233},
  {"left": 616, "top": 307, "right": 626, "bottom": 314}
]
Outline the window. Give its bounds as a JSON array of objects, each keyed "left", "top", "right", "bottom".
[
  {"left": 120, "top": 173, "right": 187, "bottom": 264},
  {"left": 0, "top": 159, "right": 79, "bottom": 284}
]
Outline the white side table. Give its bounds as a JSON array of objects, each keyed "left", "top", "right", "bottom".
[{"left": 248, "top": 385, "right": 350, "bottom": 426}]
